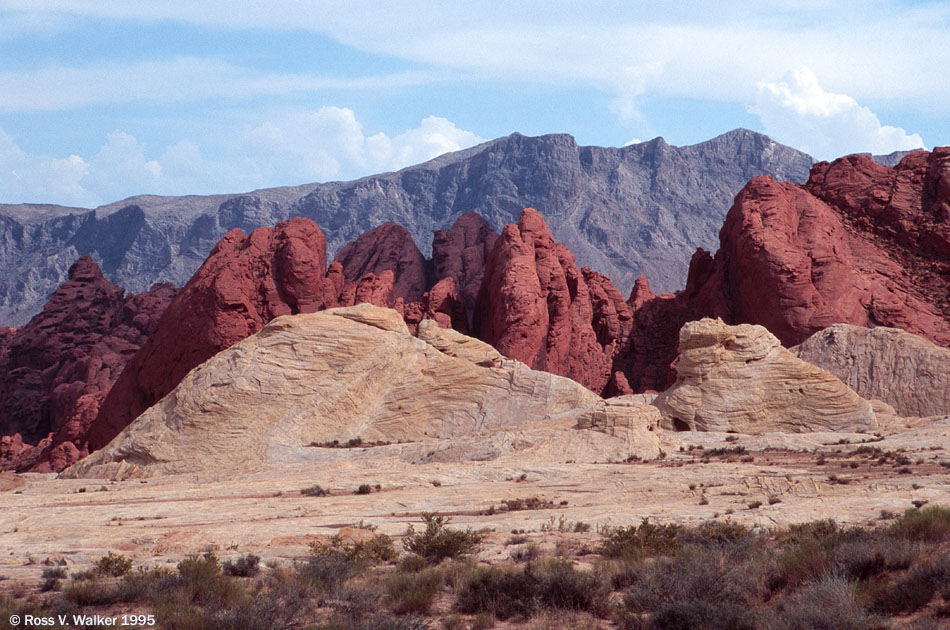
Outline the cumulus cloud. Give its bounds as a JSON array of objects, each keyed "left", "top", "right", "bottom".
[
  {"left": 750, "top": 66, "right": 924, "bottom": 159},
  {"left": 0, "top": 110, "right": 484, "bottom": 206},
  {"left": 0, "top": 129, "right": 96, "bottom": 206}
]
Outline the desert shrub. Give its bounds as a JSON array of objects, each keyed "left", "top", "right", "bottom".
[
  {"left": 63, "top": 578, "right": 123, "bottom": 606},
  {"left": 623, "top": 543, "right": 769, "bottom": 613},
  {"left": 524, "top": 610, "right": 602, "bottom": 630},
  {"left": 301, "top": 484, "right": 329, "bottom": 497},
  {"left": 356, "top": 484, "right": 373, "bottom": 495},
  {"left": 872, "top": 554, "right": 950, "bottom": 614},
  {"left": 510, "top": 543, "right": 542, "bottom": 563},
  {"left": 386, "top": 567, "right": 445, "bottom": 615},
  {"left": 0, "top": 596, "right": 56, "bottom": 630},
  {"left": 95, "top": 551, "right": 133, "bottom": 577},
  {"left": 888, "top": 506, "right": 950, "bottom": 542},
  {"left": 649, "top": 601, "right": 758, "bottom": 630},
  {"left": 205, "top": 584, "right": 308, "bottom": 630},
  {"left": 317, "top": 610, "right": 432, "bottom": 630},
  {"left": 776, "top": 538, "right": 833, "bottom": 588},
  {"left": 112, "top": 566, "right": 176, "bottom": 602},
  {"left": 297, "top": 546, "right": 362, "bottom": 590},
  {"left": 599, "top": 518, "right": 682, "bottom": 559},
  {"left": 455, "top": 559, "right": 608, "bottom": 620},
  {"left": 679, "top": 520, "right": 752, "bottom": 547},
  {"left": 175, "top": 552, "right": 246, "bottom": 607},
  {"left": 223, "top": 553, "right": 261, "bottom": 577},
  {"left": 403, "top": 513, "right": 484, "bottom": 564},
  {"left": 397, "top": 554, "right": 429, "bottom": 573},
  {"left": 771, "top": 574, "right": 882, "bottom": 630},
  {"left": 41, "top": 566, "right": 67, "bottom": 579}
]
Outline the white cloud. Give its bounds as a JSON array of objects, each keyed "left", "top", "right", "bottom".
[
  {"left": 750, "top": 66, "right": 924, "bottom": 159},
  {"left": 3, "top": 2, "right": 950, "bottom": 115},
  {"left": 0, "top": 58, "right": 437, "bottom": 113},
  {"left": 0, "top": 111, "right": 484, "bottom": 206},
  {"left": 0, "top": 129, "right": 95, "bottom": 206}
]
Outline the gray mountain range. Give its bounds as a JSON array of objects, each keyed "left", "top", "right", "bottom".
[{"left": 0, "top": 128, "right": 817, "bottom": 326}]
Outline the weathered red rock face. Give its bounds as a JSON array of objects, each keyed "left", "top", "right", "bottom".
[
  {"left": 620, "top": 149, "right": 950, "bottom": 390},
  {"left": 432, "top": 212, "right": 498, "bottom": 320},
  {"left": 473, "top": 208, "right": 626, "bottom": 393},
  {"left": 89, "top": 217, "right": 336, "bottom": 450},
  {"left": 0, "top": 256, "right": 175, "bottom": 471},
  {"left": 334, "top": 222, "right": 430, "bottom": 303}
]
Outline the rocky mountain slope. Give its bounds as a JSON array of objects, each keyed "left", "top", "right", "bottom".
[{"left": 0, "top": 129, "right": 814, "bottom": 326}]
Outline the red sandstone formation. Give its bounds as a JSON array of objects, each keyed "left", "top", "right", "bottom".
[
  {"left": 89, "top": 217, "right": 338, "bottom": 449},
  {"left": 334, "top": 222, "right": 430, "bottom": 303},
  {"left": 12, "top": 150, "right": 950, "bottom": 464},
  {"left": 432, "top": 212, "right": 498, "bottom": 319},
  {"left": 0, "top": 257, "right": 175, "bottom": 471},
  {"left": 619, "top": 149, "right": 950, "bottom": 391},
  {"left": 89, "top": 217, "right": 465, "bottom": 450},
  {"left": 473, "top": 208, "right": 628, "bottom": 393}
]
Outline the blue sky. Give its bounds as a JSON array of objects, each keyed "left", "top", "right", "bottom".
[{"left": 0, "top": 1, "right": 947, "bottom": 207}]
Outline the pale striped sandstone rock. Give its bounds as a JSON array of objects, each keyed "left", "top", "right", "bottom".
[
  {"left": 65, "top": 305, "right": 659, "bottom": 478},
  {"left": 792, "top": 324, "right": 950, "bottom": 418},
  {"left": 654, "top": 318, "right": 877, "bottom": 434}
]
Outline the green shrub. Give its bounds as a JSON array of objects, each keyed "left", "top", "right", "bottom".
[
  {"left": 403, "top": 513, "right": 484, "bottom": 564},
  {"left": 385, "top": 567, "right": 445, "bottom": 614},
  {"left": 95, "top": 551, "right": 133, "bottom": 577},
  {"left": 888, "top": 506, "right": 950, "bottom": 542},
  {"left": 598, "top": 518, "right": 682, "bottom": 559}
]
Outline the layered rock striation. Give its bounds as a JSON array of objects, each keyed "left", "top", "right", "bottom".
[
  {"left": 66, "top": 305, "right": 659, "bottom": 478},
  {"left": 653, "top": 319, "right": 877, "bottom": 434},
  {"left": 792, "top": 324, "right": 950, "bottom": 418}
]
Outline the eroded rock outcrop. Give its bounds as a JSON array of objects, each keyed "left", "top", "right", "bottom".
[
  {"left": 89, "top": 218, "right": 337, "bottom": 450},
  {"left": 653, "top": 319, "right": 877, "bottom": 434},
  {"left": 0, "top": 257, "right": 175, "bottom": 472},
  {"left": 473, "top": 208, "right": 631, "bottom": 394},
  {"left": 621, "top": 149, "right": 950, "bottom": 389},
  {"left": 792, "top": 324, "right": 950, "bottom": 418},
  {"left": 66, "top": 305, "right": 660, "bottom": 478},
  {"left": 432, "top": 212, "right": 498, "bottom": 319},
  {"left": 334, "top": 222, "right": 430, "bottom": 303}
]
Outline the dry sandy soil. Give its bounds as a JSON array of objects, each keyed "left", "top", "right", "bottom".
[{"left": 2, "top": 416, "right": 949, "bottom": 592}]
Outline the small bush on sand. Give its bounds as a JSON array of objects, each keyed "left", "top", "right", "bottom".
[
  {"left": 95, "top": 551, "right": 133, "bottom": 577},
  {"left": 403, "top": 513, "right": 484, "bottom": 564}
]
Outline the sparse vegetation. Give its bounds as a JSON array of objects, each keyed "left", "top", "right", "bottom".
[
  {"left": 403, "top": 512, "right": 485, "bottom": 564},
  {"left": 9, "top": 504, "right": 950, "bottom": 628},
  {"left": 300, "top": 484, "right": 329, "bottom": 497}
]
